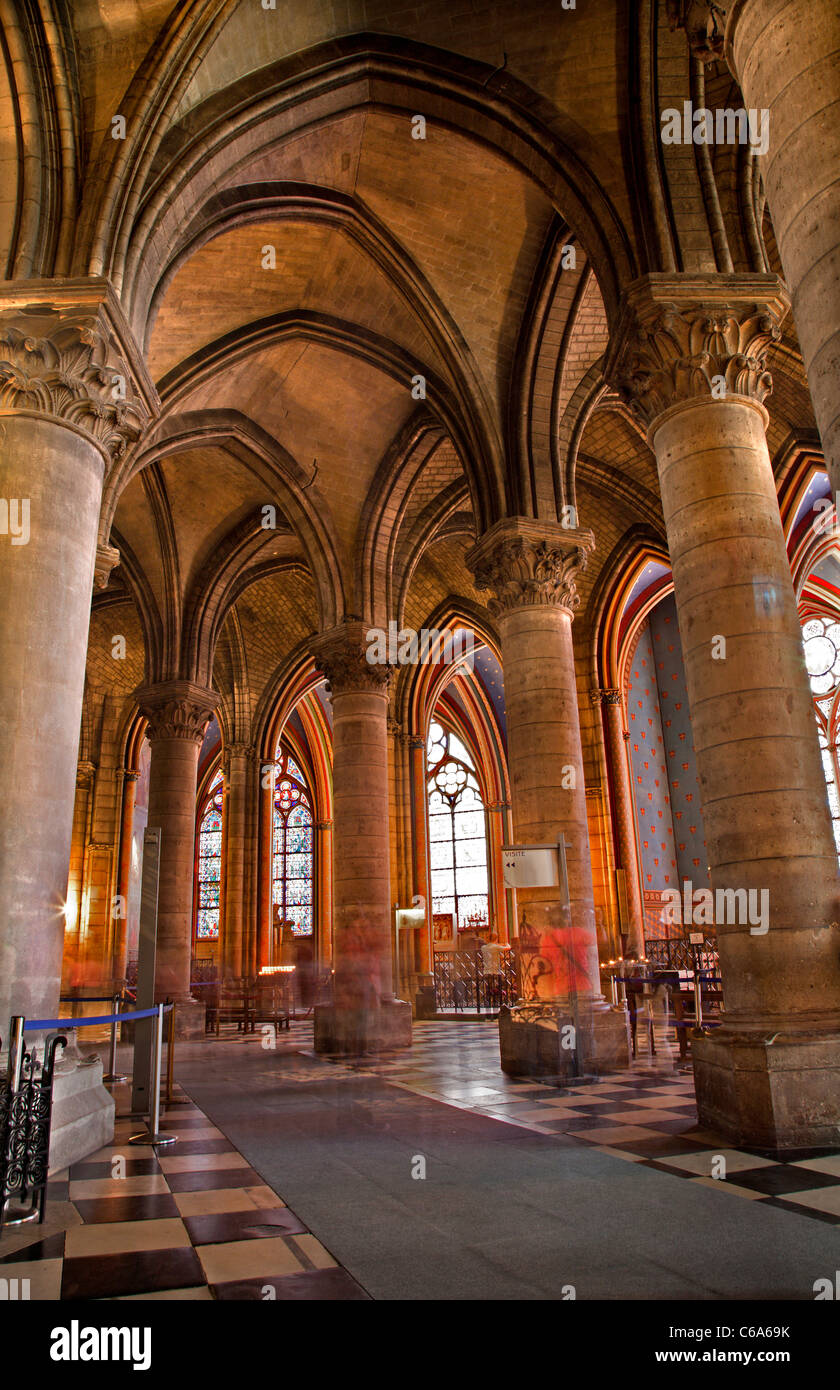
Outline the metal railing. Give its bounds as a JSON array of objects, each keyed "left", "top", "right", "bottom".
[
  {"left": 0, "top": 1020, "right": 66, "bottom": 1233},
  {"left": 0, "top": 996, "right": 180, "bottom": 1236},
  {"left": 433, "top": 949, "right": 518, "bottom": 1014},
  {"left": 644, "top": 935, "right": 718, "bottom": 972}
]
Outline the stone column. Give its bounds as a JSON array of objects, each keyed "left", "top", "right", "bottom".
[
  {"left": 315, "top": 820, "right": 333, "bottom": 968},
  {"left": 609, "top": 273, "right": 840, "bottom": 1148},
  {"left": 466, "top": 521, "right": 630, "bottom": 1077},
  {"left": 484, "top": 802, "right": 506, "bottom": 942},
  {"left": 310, "top": 621, "right": 411, "bottom": 1053},
  {"left": 0, "top": 282, "right": 153, "bottom": 1166},
  {"left": 408, "top": 733, "right": 432, "bottom": 975},
  {"left": 258, "top": 772, "right": 274, "bottom": 972},
  {"left": 113, "top": 768, "right": 139, "bottom": 983},
  {"left": 62, "top": 761, "right": 96, "bottom": 995},
  {"left": 221, "top": 743, "right": 256, "bottom": 980},
  {"left": 723, "top": 0, "right": 840, "bottom": 486},
  {"left": 0, "top": 294, "right": 148, "bottom": 1031},
  {"left": 135, "top": 681, "right": 217, "bottom": 1038},
  {"left": 595, "top": 688, "right": 645, "bottom": 954}
]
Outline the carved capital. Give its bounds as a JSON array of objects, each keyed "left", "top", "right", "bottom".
[
  {"left": 311, "top": 621, "right": 393, "bottom": 697},
  {"left": 221, "top": 742, "right": 256, "bottom": 783},
  {"left": 667, "top": 0, "right": 727, "bottom": 62},
  {"left": 606, "top": 275, "right": 789, "bottom": 432},
  {"left": 0, "top": 279, "right": 158, "bottom": 462},
  {"left": 94, "top": 542, "right": 121, "bottom": 590},
  {"left": 135, "top": 681, "right": 217, "bottom": 744},
  {"left": 590, "top": 687, "right": 622, "bottom": 707},
  {"left": 226, "top": 741, "right": 257, "bottom": 763},
  {"left": 466, "top": 518, "right": 594, "bottom": 617},
  {"left": 76, "top": 760, "right": 96, "bottom": 790}
]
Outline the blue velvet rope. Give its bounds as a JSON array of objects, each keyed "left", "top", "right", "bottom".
[{"left": 24, "top": 1004, "right": 172, "bottom": 1029}]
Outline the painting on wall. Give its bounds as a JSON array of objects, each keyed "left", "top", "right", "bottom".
[{"left": 432, "top": 912, "right": 455, "bottom": 948}]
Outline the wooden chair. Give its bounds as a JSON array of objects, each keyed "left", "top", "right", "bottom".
[
  {"left": 248, "top": 980, "right": 291, "bottom": 1035},
  {"left": 668, "top": 975, "right": 724, "bottom": 1059},
  {"left": 214, "top": 980, "right": 251, "bottom": 1036},
  {"left": 204, "top": 980, "right": 220, "bottom": 1034}
]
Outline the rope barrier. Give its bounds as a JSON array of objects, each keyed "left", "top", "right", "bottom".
[{"left": 24, "top": 1004, "right": 173, "bottom": 1030}]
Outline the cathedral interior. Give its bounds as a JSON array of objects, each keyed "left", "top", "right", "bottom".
[{"left": 1, "top": 0, "right": 840, "bottom": 1324}]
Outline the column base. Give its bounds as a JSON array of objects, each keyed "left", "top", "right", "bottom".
[
  {"left": 414, "top": 975, "right": 437, "bottom": 1020},
  {"left": 692, "top": 1027, "right": 840, "bottom": 1152},
  {"left": 49, "top": 1057, "right": 115, "bottom": 1173},
  {"left": 499, "top": 1000, "right": 630, "bottom": 1081},
  {"left": 313, "top": 999, "right": 412, "bottom": 1054}
]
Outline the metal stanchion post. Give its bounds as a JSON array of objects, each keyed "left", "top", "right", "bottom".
[
  {"left": 162, "top": 999, "right": 193, "bottom": 1107},
  {"left": 165, "top": 999, "right": 175, "bottom": 1104},
  {"left": 103, "top": 990, "right": 127, "bottom": 1083},
  {"left": 129, "top": 1005, "right": 177, "bottom": 1147},
  {"left": 691, "top": 943, "right": 704, "bottom": 1028},
  {"left": 8, "top": 1014, "right": 25, "bottom": 1092}
]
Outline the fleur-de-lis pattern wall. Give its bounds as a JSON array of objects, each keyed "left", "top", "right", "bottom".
[{"left": 626, "top": 593, "right": 710, "bottom": 938}]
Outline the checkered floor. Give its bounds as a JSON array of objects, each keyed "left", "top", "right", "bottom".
[
  {"left": 4, "top": 1016, "right": 839, "bottom": 1299},
  {"left": 0, "top": 1072, "right": 367, "bottom": 1301}
]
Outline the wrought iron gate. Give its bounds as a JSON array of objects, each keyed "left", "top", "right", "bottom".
[
  {"left": 433, "top": 950, "right": 518, "bottom": 1013},
  {"left": 0, "top": 1020, "right": 67, "bottom": 1232}
]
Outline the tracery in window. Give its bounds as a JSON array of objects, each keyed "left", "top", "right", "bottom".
[
  {"left": 803, "top": 617, "right": 840, "bottom": 861},
  {"left": 426, "top": 721, "right": 489, "bottom": 932},
  {"left": 803, "top": 617, "right": 840, "bottom": 695},
  {"left": 272, "top": 748, "right": 314, "bottom": 936},
  {"left": 195, "top": 767, "right": 224, "bottom": 941}
]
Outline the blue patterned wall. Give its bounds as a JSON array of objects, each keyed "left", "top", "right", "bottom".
[
  {"left": 650, "top": 594, "right": 709, "bottom": 891},
  {"left": 626, "top": 593, "right": 710, "bottom": 932},
  {"left": 627, "top": 623, "right": 673, "bottom": 890}
]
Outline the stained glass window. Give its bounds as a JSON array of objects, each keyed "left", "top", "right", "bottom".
[
  {"left": 196, "top": 767, "right": 224, "bottom": 940},
  {"left": 803, "top": 617, "right": 840, "bottom": 864},
  {"left": 803, "top": 617, "right": 840, "bottom": 695},
  {"left": 272, "top": 748, "right": 314, "bottom": 936},
  {"left": 817, "top": 724, "right": 840, "bottom": 857},
  {"left": 427, "top": 720, "right": 489, "bottom": 932}
]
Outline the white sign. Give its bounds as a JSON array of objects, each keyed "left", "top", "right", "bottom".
[{"left": 502, "top": 844, "right": 561, "bottom": 889}]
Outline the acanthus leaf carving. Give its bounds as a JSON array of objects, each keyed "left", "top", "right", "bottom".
[
  {"left": 467, "top": 523, "right": 595, "bottom": 617},
  {"left": 0, "top": 306, "right": 152, "bottom": 461},
  {"left": 135, "top": 682, "right": 218, "bottom": 744},
  {"left": 310, "top": 621, "right": 393, "bottom": 698},
  {"left": 606, "top": 277, "right": 790, "bottom": 430}
]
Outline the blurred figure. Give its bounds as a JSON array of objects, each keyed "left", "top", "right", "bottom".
[
  {"left": 295, "top": 937, "right": 315, "bottom": 1013},
  {"left": 333, "top": 915, "right": 381, "bottom": 1052},
  {"left": 539, "top": 923, "right": 595, "bottom": 1001},
  {"left": 480, "top": 931, "right": 506, "bottom": 1009}
]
